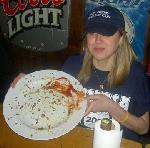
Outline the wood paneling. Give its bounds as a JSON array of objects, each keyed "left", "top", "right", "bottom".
[
  {"left": 2, "top": 1, "right": 150, "bottom": 71},
  {"left": 9, "top": 0, "right": 85, "bottom": 73}
]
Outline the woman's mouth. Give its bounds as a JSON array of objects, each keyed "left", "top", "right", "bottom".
[{"left": 93, "top": 47, "right": 105, "bottom": 53}]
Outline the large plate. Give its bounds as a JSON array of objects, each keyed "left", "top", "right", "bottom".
[{"left": 3, "top": 70, "right": 86, "bottom": 140}]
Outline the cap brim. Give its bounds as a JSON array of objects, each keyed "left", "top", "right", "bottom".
[{"left": 86, "top": 22, "right": 118, "bottom": 36}]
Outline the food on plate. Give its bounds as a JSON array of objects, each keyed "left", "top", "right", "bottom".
[
  {"left": 44, "top": 77, "right": 85, "bottom": 110},
  {"left": 14, "top": 76, "right": 85, "bottom": 130},
  {"left": 3, "top": 70, "right": 87, "bottom": 140},
  {"left": 17, "top": 90, "right": 69, "bottom": 130}
]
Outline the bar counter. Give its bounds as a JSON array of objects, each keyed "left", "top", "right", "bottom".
[{"left": 0, "top": 103, "right": 142, "bottom": 148}]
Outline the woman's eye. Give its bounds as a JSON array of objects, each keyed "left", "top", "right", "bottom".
[
  {"left": 89, "top": 32, "right": 95, "bottom": 35},
  {"left": 88, "top": 32, "right": 96, "bottom": 37}
]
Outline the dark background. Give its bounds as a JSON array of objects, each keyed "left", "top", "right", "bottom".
[{"left": 0, "top": 0, "right": 149, "bottom": 73}]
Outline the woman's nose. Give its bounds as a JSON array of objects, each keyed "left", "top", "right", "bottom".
[{"left": 95, "top": 33, "right": 103, "bottom": 42}]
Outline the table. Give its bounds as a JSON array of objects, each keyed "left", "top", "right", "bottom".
[
  {"left": 145, "top": 144, "right": 150, "bottom": 148},
  {"left": 0, "top": 103, "right": 142, "bottom": 148}
]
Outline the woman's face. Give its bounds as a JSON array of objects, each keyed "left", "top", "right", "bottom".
[{"left": 86, "top": 31, "right": 122, "bottom": 62}]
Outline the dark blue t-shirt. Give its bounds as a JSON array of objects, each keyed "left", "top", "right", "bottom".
[{"left": 62, "top": 54, "right": 150, "bottom": 141}]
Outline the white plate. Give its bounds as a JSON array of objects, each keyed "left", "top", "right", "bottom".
[{"left": 3, "top": 70, "right": 86, "bottom": 140}]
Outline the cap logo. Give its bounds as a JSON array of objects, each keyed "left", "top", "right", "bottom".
[{"left": 88, "top": 10, "right": 111, "bottom": 20}]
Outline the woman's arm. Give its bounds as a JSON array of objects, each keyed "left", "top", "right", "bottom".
[
  {"left": 108, "top": 100, "right": 149, "bottom": 134},
  {"left": 85, "top": 94, "right": 149, "bottom": 135},
  {"left": 10, "top": 73, "right": 26, "bottom": 88}
]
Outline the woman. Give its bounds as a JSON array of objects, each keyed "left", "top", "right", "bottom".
[{"left": 62, "top": 5, "right": 150, "bottom": 141}]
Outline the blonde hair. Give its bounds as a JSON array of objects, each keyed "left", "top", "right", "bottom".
[{"left": 77, "top": 30, "right": 137, "bottom": 88}]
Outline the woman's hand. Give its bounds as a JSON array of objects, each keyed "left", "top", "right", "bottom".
[
  {"left": 84, "top": 95, "right": 150, "bottom": 135},
  {"left": 10, "top": 73, "right": 26, "bottom": 88},
  {"left": 84, "top": 94, "right": 113, "bottom": 116}
]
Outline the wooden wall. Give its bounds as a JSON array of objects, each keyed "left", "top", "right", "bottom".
[
  {"left": 10, "top": 0, "right": 85, "bottom": 73},
  {"left": 1, "top": 1, "right": 150, "bottom": 73}
]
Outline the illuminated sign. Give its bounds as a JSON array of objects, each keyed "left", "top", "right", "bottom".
[{"left": 0, "top": 0, "right": 71, "bottom": 51}]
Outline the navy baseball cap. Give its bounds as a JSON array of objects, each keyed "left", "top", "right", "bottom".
[{"left": 85, "top": 5, "right": 125, "bottom": 36}]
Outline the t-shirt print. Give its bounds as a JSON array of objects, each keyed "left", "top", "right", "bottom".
[{"left": 80, "top": 88, "right": 131, "bottom": 129}]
